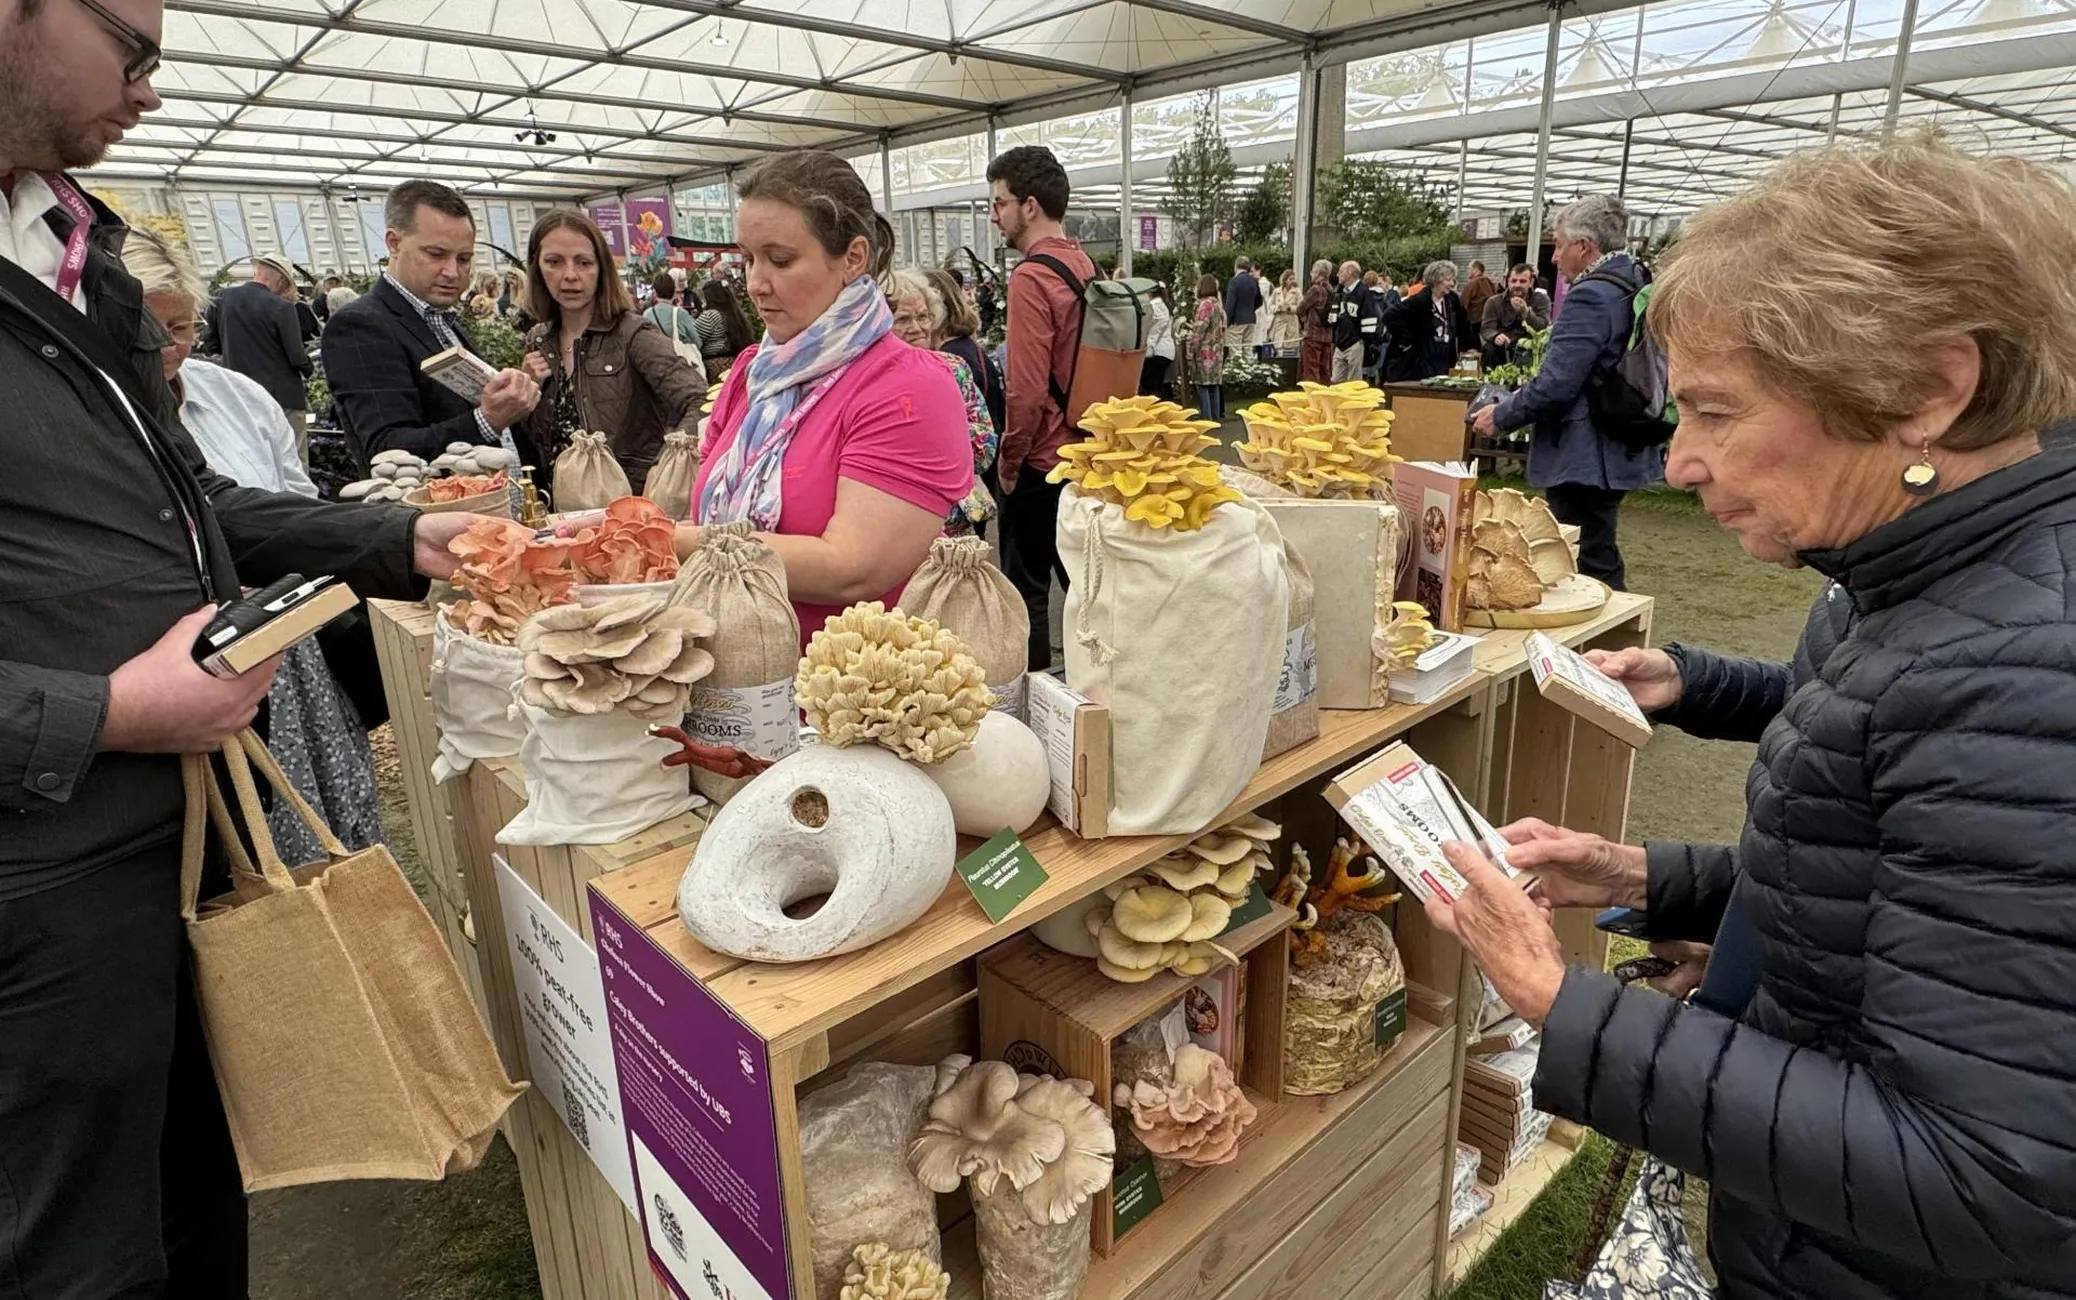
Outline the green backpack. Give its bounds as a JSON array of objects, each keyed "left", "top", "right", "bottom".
[{"left": 1026, "top": 254, "right": 1157, "bottom": 426}]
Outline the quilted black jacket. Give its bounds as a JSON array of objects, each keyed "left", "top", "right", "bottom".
[{"left": 1535, "top": 443, "right": 2076, "bottom": 1299}]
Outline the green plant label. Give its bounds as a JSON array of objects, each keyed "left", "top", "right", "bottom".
[
  {"left": 955, "top": 829, "right": 1048, "bottom": 924},
  {"left": 1374, "top": 987, "right": 1409, "bottom": 1048},
  {"left": 1220, "top": 881, "right": 1274, "bottom": 933},
  {"left": 1111, "top": 1155, "right": 1165, "bottom": 1239}
]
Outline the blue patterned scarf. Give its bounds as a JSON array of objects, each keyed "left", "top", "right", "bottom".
[{"left": 696, "top": 276, "right": 891, "bottom": 529}]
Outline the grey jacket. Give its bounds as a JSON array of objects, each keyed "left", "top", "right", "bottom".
[{"left": 0, "top": 187, "right": 423, "bottom": 899}]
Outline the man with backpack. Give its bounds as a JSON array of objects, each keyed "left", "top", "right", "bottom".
[
  {"left": 989, "top": 145, "right": 1099, "bottom": 670},
  {"left": 1471, "top": 196, "right": 1668, "bottom": 589}
]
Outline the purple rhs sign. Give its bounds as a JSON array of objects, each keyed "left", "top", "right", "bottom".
[
  {"left": 592, "top": 892, "right": 791, "bottom": 1300},
  {"left": 589, "top": 202, "right": 629, "bottom": 257}
]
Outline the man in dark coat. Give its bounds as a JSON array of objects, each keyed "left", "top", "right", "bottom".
[
  {"left": 0, "top": 5, "right": 495, "bottom": 1292},
  {"left": 1382, "top": 259, "right": 1473, "bottom": 382},
  {"left": 1222, "top": 255, "right": 1264, "bottom": 360},
  {"left": 207, "top": 251, "right": 311, "bottom": 421},
  {"left": 321, "top": 179, "right": 540, "bottom": 473},
  {"left": 1472, "top": 196, "right": 1662, "bottom": 588}
]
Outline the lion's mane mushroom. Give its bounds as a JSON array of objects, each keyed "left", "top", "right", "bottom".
[
  {"left": 909, "top": 1059, "right": 1066, "bottom": 1196},
  {"left": 1110, "top": 1044, "right": 1258, "bottom": 1168},
  {"left": 796, "top": 602, "right": 994, "bottom": 763},
  {"left": 516, "top": 594, "right": 716, "bottom": 719},
  {"left": 839, "top": 1243, "right": 950, "bottom": 1300},
  {"left": 1010, "top": 1075, "right": 1116, "bottom": 1225}
]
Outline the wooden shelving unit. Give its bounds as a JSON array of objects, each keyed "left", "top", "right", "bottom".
[{"left": 369, "top": 588, "right": 1653, "bottom": 1300}]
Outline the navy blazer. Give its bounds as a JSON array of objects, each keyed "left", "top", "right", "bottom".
[
  {"left": 1492, "top": 254, "right": 1665, "bottom": 492},
  {"left": 208, "top": 279, "right": 312, "bottom": 411},
  {"left": 319, "top": 277, "right": 538, "bottom": 472}
]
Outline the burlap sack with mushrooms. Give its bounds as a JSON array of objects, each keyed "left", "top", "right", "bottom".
[
  {"left": 666, "top": 520, "right": 802, "bottom": 803},
  {"left": 643, "top": 429, "right": 700, "bottom": 521},
  {"left": 550, "top": 430, "right": 632, "bottom": 512},
  {"left": 900, "top": 535, "right": 1031, "bottom": 718}
]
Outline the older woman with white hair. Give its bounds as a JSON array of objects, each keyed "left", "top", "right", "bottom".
[
  {"left": 1382, "top": 257, "right": 1472, "bottom": 381},
  {"left": 1431, "top": 134, "right": 2076, "bottom": 1300},
  {"left": 885, "top": 265, "right": 997, "bottom": 534},
  {"left": 120, "top": 227, "right": 386, "bottom": 862}
]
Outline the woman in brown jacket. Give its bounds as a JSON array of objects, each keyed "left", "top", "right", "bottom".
[{"left": 520, "top": 210, "right": 704, "bottom": 494}]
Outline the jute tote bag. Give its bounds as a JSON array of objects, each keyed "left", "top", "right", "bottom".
[{"left": 180, "top": 730, "right": 524, "bottom": 1192}]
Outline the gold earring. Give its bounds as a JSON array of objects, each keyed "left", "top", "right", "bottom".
[{"left": 1902, "top": 436, "right": 1941, "bottom": 496}]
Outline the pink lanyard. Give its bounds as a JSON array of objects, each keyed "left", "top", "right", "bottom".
[{"left": 41, "top": 174, "right": 94, "bottom": 306}]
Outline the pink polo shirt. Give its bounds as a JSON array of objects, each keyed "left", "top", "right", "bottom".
[{"left": 694, "top": 333, "right": 973, "bottom": 640}]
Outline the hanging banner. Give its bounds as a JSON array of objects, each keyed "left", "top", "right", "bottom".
[
  {"left": 625, "top": 198, "right": 673, "bottom": 278},
  {"left": 589, "top": 202, "right": 630, "bottom": 257},
  {"left": 1138, "top": 215, "right": 1159, "bottom": 251}
]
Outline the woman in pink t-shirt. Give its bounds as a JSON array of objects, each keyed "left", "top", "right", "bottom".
[{"left": 689, "top": 151, "right": 973, "bottom": 641}]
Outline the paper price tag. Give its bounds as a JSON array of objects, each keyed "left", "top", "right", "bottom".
[{"left": 955, "top": 829, "right": 1048, "bottom": 924}]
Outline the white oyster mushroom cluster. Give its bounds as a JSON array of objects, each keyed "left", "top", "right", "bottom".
[
  {"left": 340, "top": 441, "right": 520, "bottom": 503},
  {"left": 517, "top": 594, "right": 715, "bottom": 718},
  {"left": 796, "top": 602, "right": 994, "bottom": 763}
]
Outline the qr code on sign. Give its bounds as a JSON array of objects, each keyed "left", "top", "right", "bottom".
[{"left": 561, "top": 1080, "right": 589, "bottom": 1148}]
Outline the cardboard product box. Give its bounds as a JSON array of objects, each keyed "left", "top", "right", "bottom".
[
  {"left": 1023, "top": 670, "right": 1112, "bottom": 839},
  {"left": 420, "top": 345, "right": 499, "bottom": 402},
  {"left": 1526, "top": 631, "right": 1654, "bottom": 749},
  {"left": 1469, "top": 1015, "right": 1536, "bottom": 1056},
  {"left": 1259, "top": 498, "right": 1404, "bottom": 710},
  {"left": 1392, "top": 461, "right": 1479, "bottom": 631},
  {"left": 1387, "top": 629, "right": 1479, "bottom": 706},
  {"left": 1325, "top": 741, "right": 1516, "bottom": 905}
]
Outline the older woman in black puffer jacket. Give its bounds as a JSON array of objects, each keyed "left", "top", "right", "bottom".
[{"left": 1427, "top": 134, "right": 2076, "bottom": 1300}]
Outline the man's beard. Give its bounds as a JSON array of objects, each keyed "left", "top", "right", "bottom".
[{"left": 0, "top": 32, "right": 110, "bottom": 171}]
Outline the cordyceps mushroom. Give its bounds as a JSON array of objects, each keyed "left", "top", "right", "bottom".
[
  {"left": 1010, "top": 1075, "right": 1116, "bottom": 1225},
  {"left": 1110, "top": 1044, "right": 1258, "bottom": 1168},
  {"left": 909, "top": 1059, "right": 1067, "bottom": 1196},
  {"left": 839, "top": 1244, "right": 951, "bottom": 1300},
  {"left": 516, "top": 595, "right": 716, "bottom": 719},
  {"left": 796, "top": 602, "right": 993, "bottom": 763}
]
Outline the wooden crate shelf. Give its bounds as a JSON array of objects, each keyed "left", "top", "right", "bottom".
[{"left": 369, "top": 586, "right": 1654, "bottom": 1300}]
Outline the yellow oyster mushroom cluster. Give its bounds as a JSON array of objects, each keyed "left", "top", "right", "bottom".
[
  {"left": 1084, "top": 814, "right": 1281, "bottom": 983},
  {"left": 1372, "top": 600, "right": 1438, "bottom": 699},
  {"left": 796, "top": 602, "right": 994, "bottom": 764},
  {"left": 1235, "top": 381, "right": 1401, "bottom": 497},
  {"left": 1045, "top": 394, "right": 1242, "bottom": 531},
  {"left": 838, "top": 1244, "right": 950, "bottom": 1300},
  {"left": 517, "top": 595, "right": 717, "bottom": 719}
]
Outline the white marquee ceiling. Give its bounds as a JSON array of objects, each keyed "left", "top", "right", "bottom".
[{"left": 92, "top": 0, "right": 1533, "bottom": 198}]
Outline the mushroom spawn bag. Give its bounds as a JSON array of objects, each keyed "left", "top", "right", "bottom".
[
  {"left": 667, "top": 520, "right": 801, "bottom": 803},
  {"left": 644, "top": 429, "right": 700, "bottom": 521},
  {"left": 1058, "top": 487, "right": 1290, "bottom": 836},
  {"left": 900, "top": 535, "right": 1031, "bottom": 718},
  {"left": 550, "top": 430, "right": 632, "bottom": 513},
  {"left": 797, "top": 1063, "right": 940, "bottom": 1300},
  {"left": 429, "top": 618, "right": 527, "bottom": 782}
]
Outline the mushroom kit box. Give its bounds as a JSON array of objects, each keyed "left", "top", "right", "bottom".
[{"left": 1325, "top": 741, "right": 1516, "bottom": 906}]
